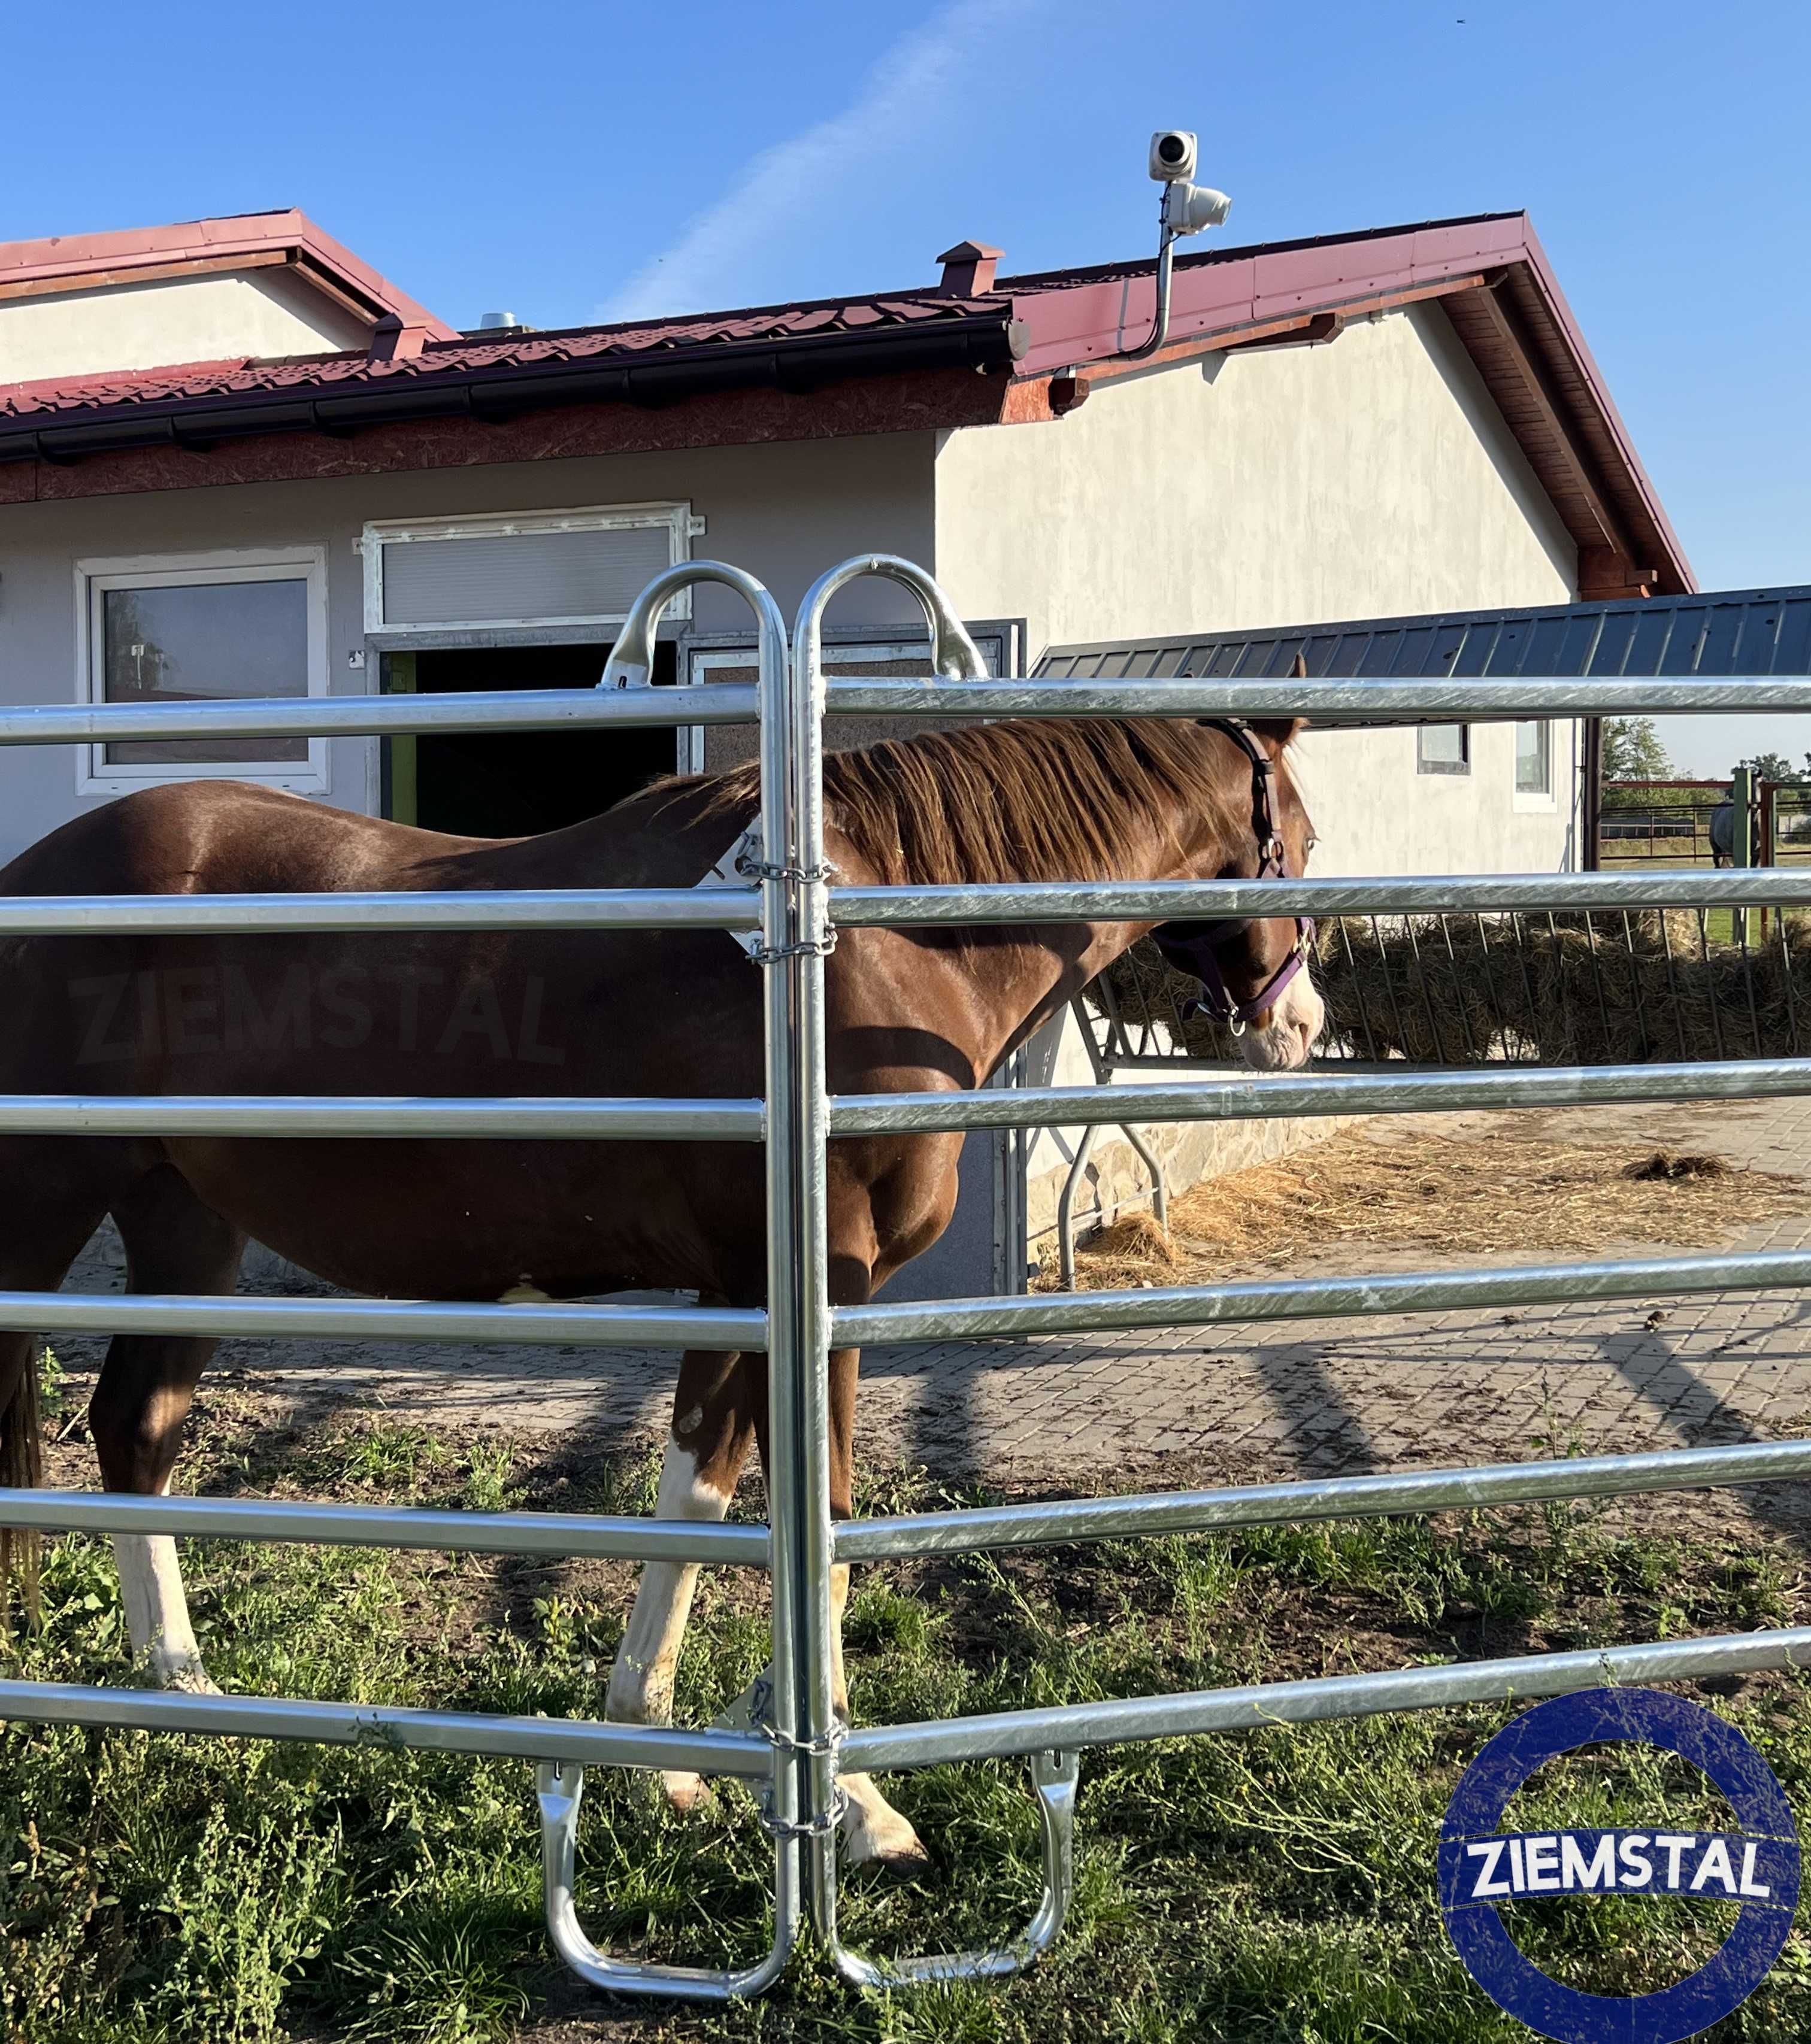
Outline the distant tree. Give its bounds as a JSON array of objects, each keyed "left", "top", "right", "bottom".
[
  {"left": 1601, "top": 717, "right": 1677, "bottom": 807},
  {"left": 1737, "top": 751, "right": 1803, "bottom": 783},
  {"left": 1602, "top": 716, "right": 1671, "bottom": 782}
]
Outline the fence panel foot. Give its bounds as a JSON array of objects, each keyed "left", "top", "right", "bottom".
[
  {"left": 537, "top": 1760, "right": 797, "bottom": 2000},
  {"left": 825, "top": 1748, "right": 1080, "bottom": 1988}
]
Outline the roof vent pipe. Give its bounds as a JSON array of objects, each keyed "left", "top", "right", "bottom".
[{"left": 479, "top": 311, "right": 519, "bottom": 330}]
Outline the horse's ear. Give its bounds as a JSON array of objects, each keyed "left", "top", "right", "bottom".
[
  {"left": 1246, "top": 656, "right": 1308, "bottom": 753},
  {"left": 1247, "top": 717, "right": 1307, "bottom": 754}
]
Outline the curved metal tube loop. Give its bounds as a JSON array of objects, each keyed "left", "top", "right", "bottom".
[
  {"left": 602, "top": 560, "right": 790, "bottom": 693},
  {"left": 795, "top": 554, "right": 991, "bottom": 686},
  {"left": 545, "top": 560, "right": 802, "bottom": 2000},
  {"left": 817, "top": 1749, "right": 1080, "bottom": 1988},
  {"left": 537, "top": 1761, "right": 798, "bottom": 2001}
]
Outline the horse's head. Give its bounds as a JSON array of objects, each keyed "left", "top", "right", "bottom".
[{"left": 1153, "top": 717, "right": 1324, "bottom": 1072}]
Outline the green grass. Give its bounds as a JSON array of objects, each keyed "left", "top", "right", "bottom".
[{"left": 5, "top": 1411, "right": 1811, "bottom": 2041}]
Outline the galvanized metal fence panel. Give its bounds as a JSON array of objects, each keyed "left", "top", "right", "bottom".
[
  {"left": 5, "top": 552, "right": 1811, "bottom": 2002},
  {"left": 782, "top": 564, "right": 1811, "bottom": 1988}
]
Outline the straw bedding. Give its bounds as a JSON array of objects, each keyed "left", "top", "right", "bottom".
[{"left": 1044, "top": 1127, "right": 1803, "bottom": 1293}]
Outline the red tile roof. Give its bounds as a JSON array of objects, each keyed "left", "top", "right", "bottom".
[{"left": 0, "top": 290, "right": 999, "bottom": 419}]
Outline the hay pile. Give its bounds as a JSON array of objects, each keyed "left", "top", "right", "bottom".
[
  {"left": 1097, "top": 912, "right": 1811, "bottom": 1066},
  {"left": 1041, "top": 1129, "right": 1803, "bottom": 1292}
]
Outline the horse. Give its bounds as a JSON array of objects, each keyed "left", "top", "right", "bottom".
[{"left": 0, "top": 710, "right": 1321, "bottom": 1869}]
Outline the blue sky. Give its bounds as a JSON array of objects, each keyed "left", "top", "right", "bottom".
[{"left": 4, "top": 0, "right": 1806, "bottom": 773}]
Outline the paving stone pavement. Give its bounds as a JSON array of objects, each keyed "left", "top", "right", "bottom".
[{"left": 43, "top": 1094, "right": 1811, "bottom": 1490}]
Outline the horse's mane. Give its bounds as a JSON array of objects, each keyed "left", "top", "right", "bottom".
[{"left": 670, "top": 717, "right": 1261, "bottom": 887}]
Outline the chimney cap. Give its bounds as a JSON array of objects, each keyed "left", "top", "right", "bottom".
[
  {"left": 367, "top": 312, "right": 432, "bottom": 363},
  {"left": 934, "top": 239, "right": 1004, "bottom": 296}
]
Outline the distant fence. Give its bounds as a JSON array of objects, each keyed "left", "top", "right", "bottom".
[{"left": 1599, "top": 779, "right": 1811, "bottom": 871}]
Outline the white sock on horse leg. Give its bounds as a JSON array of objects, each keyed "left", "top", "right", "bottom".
[
  {"left": 114, "top": 1476, "right": 213, "bottom": 1692},
  {"left": 826, "top": 1560, "right": 928, "bottom": 1868},
  {"left": 606, "top": 1434, "right": 732, "bottom": 1808}
]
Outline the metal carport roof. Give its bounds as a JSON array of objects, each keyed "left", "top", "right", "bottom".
[{"left": 1035, "top": 587, "right": 1811, "bottom": 698}]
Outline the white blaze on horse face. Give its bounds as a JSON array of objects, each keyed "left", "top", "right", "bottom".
[
  {"left": 604, "top": 1435, "right": 732, "bottom": 1809},
  {"left": 1238, "top": 963, "right": 1325, "bottom": 1072},
  {"left": 114, "top": 1473, "right": 215, "bottom": 1693}
]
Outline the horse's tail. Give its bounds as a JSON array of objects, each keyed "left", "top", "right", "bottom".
[{"left": 0, "top": 1345, "right": 41, "bottom": 1631}]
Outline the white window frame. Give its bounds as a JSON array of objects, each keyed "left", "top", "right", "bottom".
[
  {"left": 1416, "top": 723, "right": 1471, "bottom": 777},
  {"left": 74, "top": 546, "right": 330, "bottom": 799},
  {"left": 360, "top": 502, "right": 700, "bottom": 644},
  {"left": 1513, "top": 718, "right": 1558, "bottom": 811}
]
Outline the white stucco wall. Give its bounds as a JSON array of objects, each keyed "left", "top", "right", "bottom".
[
  {"left": 0, "top": 269, "right": 372, "bottom": 385},
  {"left": 931, "top": 300, "right": 1581, "bottom": 881},
  {"left": 931, "top": 301, "right": 1575, "bottom": 645},
  {"left": 0, "top": 432, "right": 940, "bottom": 863}
]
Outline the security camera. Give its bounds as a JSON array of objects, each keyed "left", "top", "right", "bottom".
[
  {"left": 1149, "top": 130, "right": 1197, "bottom": 183},
  {"left": 1164, "top": 181, "right": 1232, "bottom": 235}
]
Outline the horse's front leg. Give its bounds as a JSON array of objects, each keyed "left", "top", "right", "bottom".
[
  {"left": 605, "top": 1348, "right": 756, "bottom": 1812},
  {"left": 825, "top": 1343, "right": 928, "bottom": 1871}
]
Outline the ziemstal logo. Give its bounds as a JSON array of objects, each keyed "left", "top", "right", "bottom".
[{"left": 1440, "top": 1687, "right": 1799, "bottom": 2044}]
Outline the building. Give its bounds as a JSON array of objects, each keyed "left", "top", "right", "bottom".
[{"left": 0, "top": 204, "right": 1692, "bottom": 1294}]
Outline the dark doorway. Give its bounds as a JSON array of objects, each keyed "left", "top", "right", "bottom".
[{"left": 383, "top": 642, "right": 682, "bottom": 838}]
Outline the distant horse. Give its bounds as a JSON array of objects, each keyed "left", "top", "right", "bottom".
[{"left": 0, "top": 712, "right": 1319, "bottom": 1867}]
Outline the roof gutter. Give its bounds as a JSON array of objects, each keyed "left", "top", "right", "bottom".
[{"left": 0, "top": 313, "right": 1027, "bottom": 467}]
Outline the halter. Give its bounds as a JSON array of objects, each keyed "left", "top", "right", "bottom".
[{"left": 1150, "top": 717, "right": 1316, "bottom": 1036}]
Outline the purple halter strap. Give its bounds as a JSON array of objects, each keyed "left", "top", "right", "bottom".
[{"left": 1150, "top": 717, "right": 1315, "bottom": 1036}]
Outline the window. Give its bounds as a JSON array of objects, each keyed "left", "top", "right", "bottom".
[
  {"left": 361, "top": 504, "right": 699, "bottom": 644},
  {"left": 1417, "top": 723, "right": 1470, "bottom": 775},
  {"left": 75, "top": 548, "right": 329, "bottom": 796},
  {"left": 1515, "top": 718, "right": 1552, "bottom": 796},
  {"left": 681, "top": 621, "right": 1025, "bottom": 775}
]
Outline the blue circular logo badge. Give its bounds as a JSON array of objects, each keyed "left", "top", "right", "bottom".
[{"left": 1440, "top": 1688, "right": 1800, "bottom": 2043}]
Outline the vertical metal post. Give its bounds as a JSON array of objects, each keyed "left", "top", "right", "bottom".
[
  {"left": 538, "top": 560, "right": 801, "bottom": 2000},
  {"left": 785, "top": 557, "right": 985, "bottom": 1941},
  {"left": 1732, "top": 765, "right": 1755, "bottom": 948},
  {"left": 1580, "top": 715, "right": 1603, "bottom": 872},
  {"left": 791, "top": 560, "right": 1083, "bottom": 1987}
]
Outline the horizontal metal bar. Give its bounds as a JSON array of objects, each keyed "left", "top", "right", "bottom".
[
  {"left": 0, "top": 677, "right": 1797, "bottom": 751},
  {"left": 835, "top": 1439, "right": 1811, "bottom": 1560},
  {"left": 0, "top": 887, "right": 756, "bottom": 936},
  {"left": 0, "top": 1094, "right": 765, "bottom": 1141},
  {"left": 0, "top": 685, "right": 759, "bottom": 746},
  {"left": 834, "top": 869, "right": 1811, "bottom": 927},
  {"left": 840, "top": 1624, "right": 1811, "bottom": 1773},
  {"left": 823, "top": 676, "right": 1811, "bottom": 722},
  {"left": 0, "top": 1678, "right": 773, "bottom": 1775},
  {"left": 831, "top": 1057, "right": 1811, "bottom": 1135},
  {"left": 834, "top": 1248, "right": 1811, "bottom": 1345},
  {"left": 0, "top": 1288, "right": 762, "bottom": 1351},
  {"left": 0, "top": 1487, "right": 770, "bottom": 1565}
]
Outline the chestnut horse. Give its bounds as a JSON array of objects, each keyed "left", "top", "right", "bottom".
[{"left": 0, "top": 713, "right": 1319, "bottom": 1867}]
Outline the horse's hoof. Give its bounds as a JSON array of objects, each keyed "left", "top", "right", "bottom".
[
  {"left": 141, "top": 1654, "right": 221, "bottom": 1696},
  {"left": 661, "top": 1769, "right": 714, "bottom": 1816},
  {"left": 840, "top": 1788, "right": 929, "bottom": 1873},
  {"left": 866, "top": 1833, "right": 932, "bottom": 1877}
]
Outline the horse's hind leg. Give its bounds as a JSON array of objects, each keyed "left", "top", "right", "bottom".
[
  {"left": 0, "top": 1150, "right": 118, "bottom": 1628},
  {"left": 605, "top": 1347, "right": 758, "bottom": 1810},
  {"left": 88, "top": 1164, "right": 245, "bottom": 1692}
]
